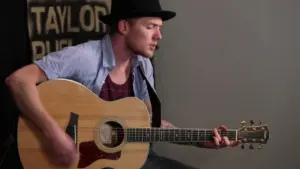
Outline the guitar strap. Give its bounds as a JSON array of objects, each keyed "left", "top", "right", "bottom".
[{"left": 138, "top": 65, "right": 161, "bottom": 128}]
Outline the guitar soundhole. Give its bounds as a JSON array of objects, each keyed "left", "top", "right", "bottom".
[{"left": 99, "top": 121, "right": 124, "bottom": 148}]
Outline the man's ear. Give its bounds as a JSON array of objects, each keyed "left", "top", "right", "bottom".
[{"left": 118, "top": 20, "right": 130, "bottom": 35}]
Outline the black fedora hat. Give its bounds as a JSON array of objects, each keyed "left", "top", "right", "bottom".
[{"left": 100, "top": 0, "right": 176, "bottom": 25}]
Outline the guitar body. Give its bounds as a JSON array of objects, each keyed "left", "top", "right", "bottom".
[{"left": 17, "top": 79, "right": 151, "bottom": 169}]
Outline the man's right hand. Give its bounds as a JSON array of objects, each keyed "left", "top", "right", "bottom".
[{"left": 41, "top": 124, "right": 78, "bottom": 167}]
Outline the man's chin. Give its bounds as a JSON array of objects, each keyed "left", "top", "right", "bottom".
[
  {"left": 143, "top": 54, "right": 154, "bottom": 59},
  {"left": 134, "top": 51, "right": 154, "bottom": 59}
]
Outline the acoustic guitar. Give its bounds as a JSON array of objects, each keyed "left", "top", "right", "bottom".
[{"left": 17, "top": 79, "right": 270, "bottom": 169}]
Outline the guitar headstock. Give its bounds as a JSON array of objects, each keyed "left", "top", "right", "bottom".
[{"left": 238, "top": 120, "right": 269, "bottom": 150}]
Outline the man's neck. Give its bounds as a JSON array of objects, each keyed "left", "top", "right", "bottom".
[{"left": 110, "top": 34, "right": 134, "bottom": 71}]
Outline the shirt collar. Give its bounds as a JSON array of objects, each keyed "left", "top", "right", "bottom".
[{"left": 101, "top": 34, "right": 143, "bottom": 70}]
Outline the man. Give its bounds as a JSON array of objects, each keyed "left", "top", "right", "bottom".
[{"left": 5, "top": 0, "right": 240, "bottom": 168}]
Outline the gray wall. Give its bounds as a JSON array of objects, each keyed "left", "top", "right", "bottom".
[{"left": 153, "top": 0, "right": 300, "bottom": 168}]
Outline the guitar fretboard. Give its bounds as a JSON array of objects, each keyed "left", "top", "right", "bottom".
[{"left": 126, "top": 128, "right": 237, "bottom": 143}]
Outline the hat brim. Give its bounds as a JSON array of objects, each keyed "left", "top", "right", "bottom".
[{"left": 99, "top": 11, "right": 176, "bottom": 25}]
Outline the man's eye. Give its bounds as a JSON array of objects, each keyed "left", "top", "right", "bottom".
[{"left": 147, "top": 25, "right": 155, "bottom": 29}]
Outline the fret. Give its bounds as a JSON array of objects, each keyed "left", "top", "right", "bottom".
[
  {"left": 135, "top": 128, "right": 140, "bottom": 142},
  {"left": 180, "top": 129, "right": 185, "bottom": 142},
  {"left": 198, "top": 130, "right": 206, "bottom": 141},
  {"left": 164, "top": 129, "right": 169, "bottom": 141},
  {"left": 227, "top": 131, "right": 237, "bottom": 141},
  {"left": 154, "top": 128, "right": 159, "bottom": 141},
  {"left": 126, "top": 129, "right": 131, "bottom": 142},
  {"left": 169, "top": 129, "right": 175, "bottom": 142},
  {"left": 142, "top": 128, "right": 147, "bottom": 142},
  {"left": 142, "top": 128, "right": 148, "bottom": 142},
  {"left": 134, "top": 128, "right": 137, "bottom": 142},
  {"left": 127, "top": 128, "right": 131, "bottom": 142},
  {"left": 192, "top": 129, "right": 198, "bottom": 142},
  {"left": 166, "top": 129, "right": 170, "bottom": 141},
  {"left": 162, "top": 129, "right": 166, "bottom": 141},
  {"left": 186, "top": 129, "right": 192, "bottom": 141},
  {"left": 149, "top": 128, "right": 152, "bottom": 141},
  {"left": 175, "top": 129, "right": 180, "bottom": 142},
  {"left": 160, "top": 129, "right": 163, "bottom": 141},
  {"left": 141, "top": 128, "right": 143, "bottom": 142}
]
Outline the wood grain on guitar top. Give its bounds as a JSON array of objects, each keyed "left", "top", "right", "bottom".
[{"left": 17, "top": 79, "right": 151, "bottom": 169}]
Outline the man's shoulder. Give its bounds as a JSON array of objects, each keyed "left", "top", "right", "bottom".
[
  {"left": 51, "top": 39, "right": 105, "bottom": 65},
  {"left": 71, "top": 40, "right": 102, "bottom": 56}
]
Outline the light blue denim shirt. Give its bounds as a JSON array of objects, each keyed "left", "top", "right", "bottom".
[{"left": 34, "top": 34, "right": 154, "bottom": 101}]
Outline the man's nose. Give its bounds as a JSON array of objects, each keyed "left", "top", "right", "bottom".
[{"left": 155, "top": 30, "right": 162, "bottom": 40}]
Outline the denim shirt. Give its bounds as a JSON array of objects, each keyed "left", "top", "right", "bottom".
[{"left": 34, "top": 34, "right": 155, "bottom": 101}]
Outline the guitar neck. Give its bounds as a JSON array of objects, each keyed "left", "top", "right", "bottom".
[{"left": 126, "top": 128, "right": 238, "bottom": 143}]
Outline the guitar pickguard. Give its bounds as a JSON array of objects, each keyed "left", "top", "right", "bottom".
[
  {"left": 78, "top": 141, "right": 121, "bottom": 168},
  {"left": 65, "top": 112, "right": 122, "bottom": 168}
]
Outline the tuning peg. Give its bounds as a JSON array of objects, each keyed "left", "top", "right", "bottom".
[
  {"left": 241, "top": 121, "right": 246, "bottom": 127},
  {"left": 241, "top": 144, "right": 245, "bottom": 149},
  {"left": 250, "top": 120, "right": 254, "bottom": 126},
  {"left": 258, "top": 144, "right": 263, "bottom": 149},
  {"left": 249, "top": 144, "right": 254, "bottom": 149}
]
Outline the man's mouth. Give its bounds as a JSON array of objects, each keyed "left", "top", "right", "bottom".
[{"left": 150, "top": 44, "right": 159, "bottom": 50}]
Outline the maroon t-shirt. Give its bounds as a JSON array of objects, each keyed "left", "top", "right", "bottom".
[{"left": 99, "top": 74, "right": 134, "bottom": 101}]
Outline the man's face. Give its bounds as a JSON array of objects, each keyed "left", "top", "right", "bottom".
[{"left": 124, "top": 17, "right": 163, "bottom": 58}]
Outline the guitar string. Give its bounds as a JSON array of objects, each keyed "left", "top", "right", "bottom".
[
  {"left": 20, "top": 133, "right": 238, "bottom": 140},
  {"left": 17, "top": 129, "right": 237, "bottom": 132},
  {"left": 18, "top": 128, "right": 240, "bottom": 131},
  {"left": 19, "top": 128, "right": 241, "bottom": 139},
  {"left": 65, "top": 134, "right": 238, "bottom": 140},
  {"left": 18, "top": 131, "right": 239, "bottom": 137},
  {"left": 18, "top": 130, "right": 238, "bottom": 135}
]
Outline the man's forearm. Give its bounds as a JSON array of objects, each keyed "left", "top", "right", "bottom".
[{"left": 6, "top": 77, "right": 58, "bottom": 135}]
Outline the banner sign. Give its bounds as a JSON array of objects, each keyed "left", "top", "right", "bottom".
[{"left": 27, "top": 0, "right": 111, "bottom": 61}]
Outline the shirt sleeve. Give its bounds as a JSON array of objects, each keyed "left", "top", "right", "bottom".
[
  {"left": 140, "top": 58, "right": 155, "bottom": 101},
  {"left": 34, "top": 45, "right": 83, "bottom": 80}
]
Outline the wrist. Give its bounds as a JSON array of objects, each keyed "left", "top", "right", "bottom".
[{"left": 39, "top": 116, "right": 60, "bottom": 138}]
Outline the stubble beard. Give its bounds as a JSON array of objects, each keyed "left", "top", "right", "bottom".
[{"left": 126, "top": 41, "right": 153, "bottom": 59}]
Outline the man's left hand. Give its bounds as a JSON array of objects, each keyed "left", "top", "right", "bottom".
[
  {"left": 160, "top": 121, "right": 240, "bottom": 149},
  {"left": 198, "top": 125, "right": 241, "bottom": 149},
  {"left": 161, "top": 120, "right": 176, "bottom": 128}
]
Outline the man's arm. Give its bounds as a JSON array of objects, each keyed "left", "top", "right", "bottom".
[
  {"left": 5, "top": 45, "right": 82, "bottom": 136},
  {"left": 5, "top": 64, "right": 60, "bottom": 135},
  {"left": 140, "top": 61, "right": 238, "bottom": 149}
]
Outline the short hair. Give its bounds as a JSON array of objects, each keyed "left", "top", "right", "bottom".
[
  {"left": 107, "top": 21, "right": 119, "bottom": 35},
  {"left": 107, "top": 18, "right": 138, "bottom": 35}
]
